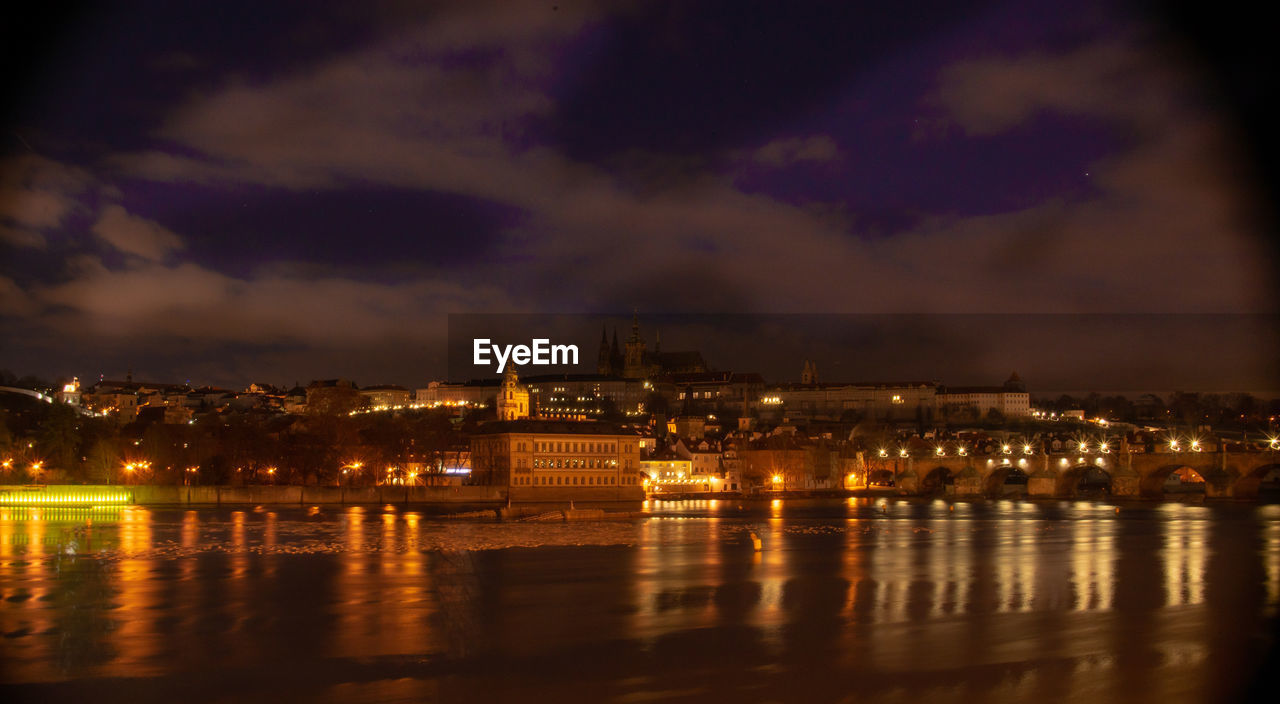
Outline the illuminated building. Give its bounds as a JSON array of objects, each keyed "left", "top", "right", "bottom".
[
  {"left": 414, "top": 379, "right": 497, "bottom": 407},
  {"left": 765, "top": 378, "right": 938, "bottom": 421},
  {"left": 359, "top": 384, "right": 411, "bottom": 409},
  {"left": 54, "top": 377, "right": 82, "bottom": 406},
  {"left": 935, "top": 373, "right": 1031, "bottom": 418},
  {"left": 469, "top": 419, "right": 643, "bottom": 492},
  {"left": 496, "top": 368, "right": 530, "bottom": 420},
  {"left": 641, "top": 451, "right": 694, "bottom": 490}
]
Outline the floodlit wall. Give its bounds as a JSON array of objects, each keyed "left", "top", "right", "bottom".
[{"left": 3, "top": 484, "right": 507, "bottom": 506}]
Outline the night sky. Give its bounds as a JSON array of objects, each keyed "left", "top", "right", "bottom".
[{"left": 1, "top": 1, "right": 1277, "bottom": 391}]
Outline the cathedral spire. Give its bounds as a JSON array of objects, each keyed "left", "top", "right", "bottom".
[{"left": 597, "top": 325, "right": 613, "bottom": 375}]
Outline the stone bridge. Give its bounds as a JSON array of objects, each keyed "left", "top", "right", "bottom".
[{"left": 861, "top": 441, "right": 1280, "bottom": 499}]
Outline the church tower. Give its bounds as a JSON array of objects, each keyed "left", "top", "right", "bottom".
[
  {"left": 609, "top": 328, "right": 622, "bottom": 375},
  {"left": 801, "top": 360, "right": 818, "bottom": 385},
  {"left": 596, "top": 326, "right": 613, "bottom": 375},
  {"left": 496, "top": 367, "right": 529, "bottom": 420},
  {"left": 623, "top": 312, "right": 647, "bottom": 379}
]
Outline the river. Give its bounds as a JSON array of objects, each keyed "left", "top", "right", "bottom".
[{"left": 2, "top": 498, "right": 1278, "bottom": 703}]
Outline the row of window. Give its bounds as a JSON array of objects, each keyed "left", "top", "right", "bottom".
[
  {"left": 526, "top": 440, "right": 626, "bottom": 453},
  {"left": 513, "top": 458, "right": 633, "bottom": 469},
  {"left": 512, "top": 475, "right": 640, "bottom": 486},
  {"left": 534, "top": 458, "right": 619, "bottom": 469}
]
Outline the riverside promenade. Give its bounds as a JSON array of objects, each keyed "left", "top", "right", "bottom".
[{"left": 0, "top": 483, "right": 646, "bottom": 507}]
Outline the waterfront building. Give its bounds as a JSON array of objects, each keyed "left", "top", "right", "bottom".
[{"left": 469, "top": 419, "right": 644, "bottom": 492}]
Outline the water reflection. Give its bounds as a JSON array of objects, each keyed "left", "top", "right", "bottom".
[{"left": 0, "top": 499, "right": 1276, "bottom": 703}]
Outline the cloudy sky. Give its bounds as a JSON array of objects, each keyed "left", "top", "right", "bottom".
[{"left": 1, "top": 1, "right": 1276, "bottom": 390}]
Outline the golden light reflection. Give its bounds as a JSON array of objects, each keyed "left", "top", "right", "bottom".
[
  {"left": 1070, "top": 509, "right": 1114, "bottom": 611},
  {"left": 1263, "top": 515, "right": 1280, "bottom": 614},
  {"left": 1162, "top": 504, "right": 1207, "bottom": 607},
  {"left": 996, "top": 505, "right": 1033, "bottom": 612},
  {"left": 115, "top": 507, "right": 159, "bottom": 674}
]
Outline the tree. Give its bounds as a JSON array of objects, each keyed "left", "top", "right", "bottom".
[
  {"left": 85, "top": 437, "right": 122, "bottom": 483},
  {"left": 307, "top": 385, "right": 363, "bottom": 416},
  {"left": 0, "top": 409, "right": 12, "bottom": 457},
  {"left": 36, "top": 403, "right": 80, "bottom": 474}
]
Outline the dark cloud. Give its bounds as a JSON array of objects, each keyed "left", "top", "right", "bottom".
[
  {"left": 0, "top": 1, "right": 1275, "bottom": 389},
  {"left": 546, "top": 0, "right": 994, "bottom": 162}
]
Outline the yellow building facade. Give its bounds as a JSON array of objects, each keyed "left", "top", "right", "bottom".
[{"left": 470, "top": 420, "right": 643, "bottom": 490}]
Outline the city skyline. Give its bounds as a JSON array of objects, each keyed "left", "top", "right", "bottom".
[{"left": 5, "top": 5, "right": 1280, "bottom": 703}]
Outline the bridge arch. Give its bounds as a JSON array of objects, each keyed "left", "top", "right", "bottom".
[
  {"left": 868, "top": 468, "right": 896, "bottom": 487},
  {"left": 1057, "top": 463, "right": 1112, "bottom": 498},
  {"left": 1227, "top": 463, "right": 1280, "bottom": 499},
  {"left": 1139, "top": 464, "right": 1210, "bottom": 499},
  {"left": 983, "top": 464, "right": 1029, "bottom": 497},
  {"left": 919, "top": 466, "right": 955, "bottom": 495}
]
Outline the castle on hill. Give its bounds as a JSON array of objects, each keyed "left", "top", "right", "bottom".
[{"left": 596, "top": 314, "right": 709, "bottom": 380}]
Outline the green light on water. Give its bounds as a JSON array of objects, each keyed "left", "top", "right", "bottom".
[{"left": 0, "top": 486, "right": 131, "bottom": 507}]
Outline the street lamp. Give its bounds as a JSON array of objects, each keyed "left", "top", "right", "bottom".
[{"left": 342, "top": 460, "right": 363, "bottom": 487}]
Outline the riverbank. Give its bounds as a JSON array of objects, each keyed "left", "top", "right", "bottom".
[{"left": 0, "top": 483, "right": 646, "bottom": 507}]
